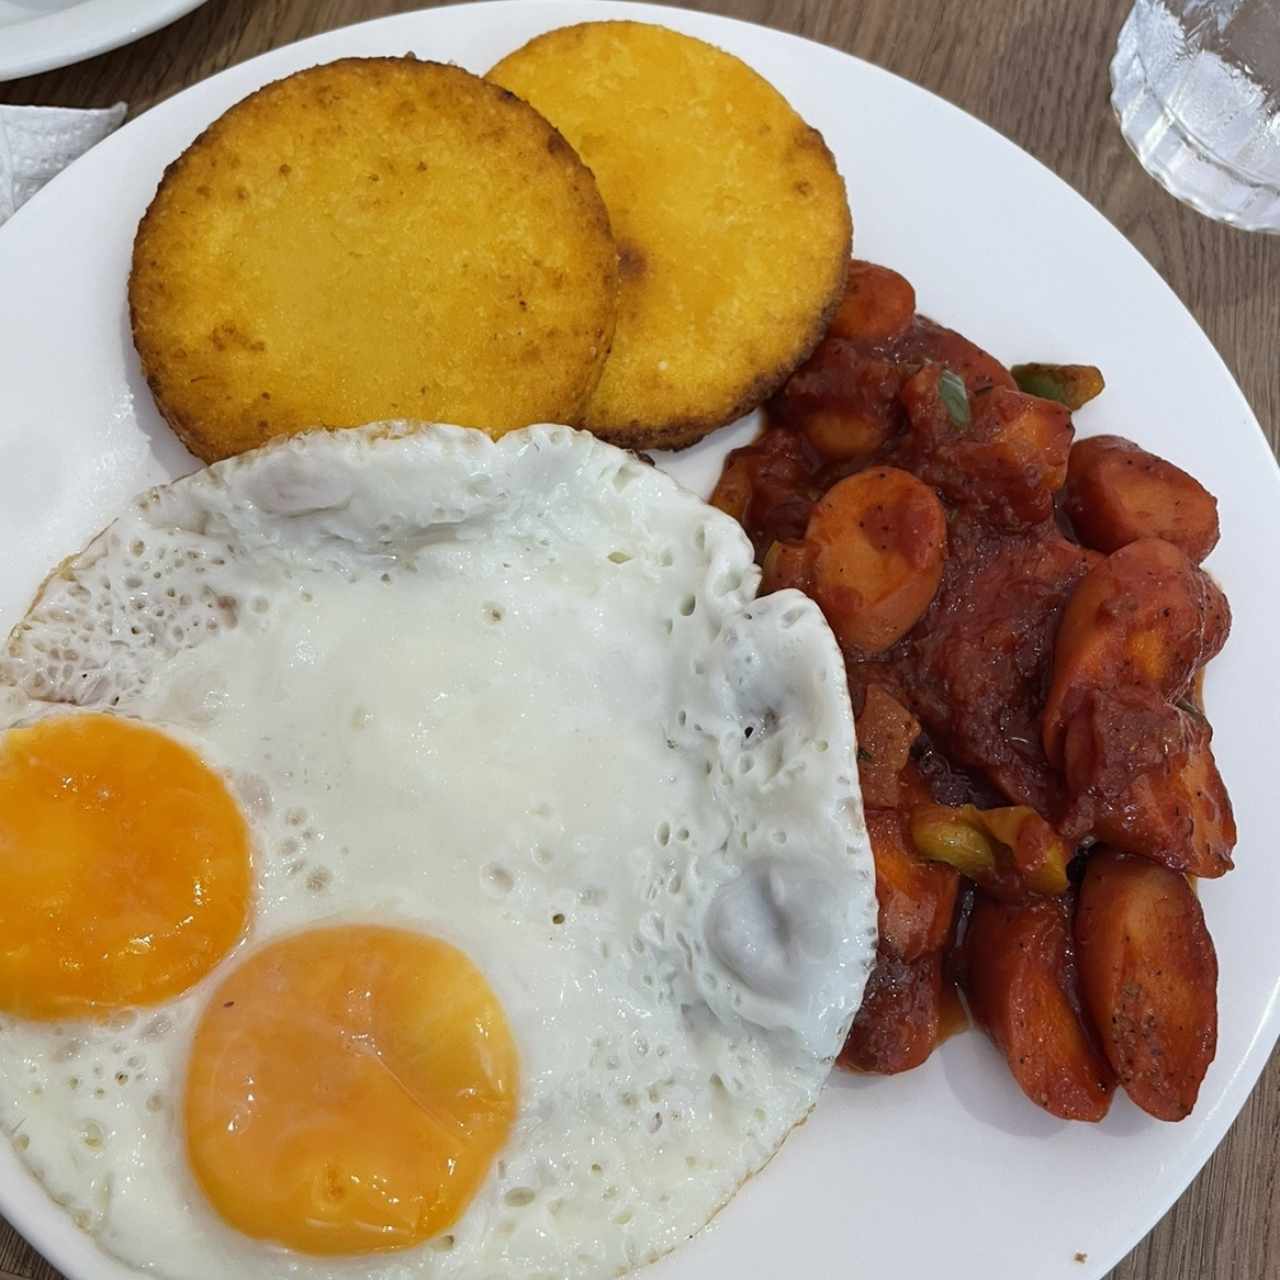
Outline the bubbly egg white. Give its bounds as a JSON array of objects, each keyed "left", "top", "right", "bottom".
[{"left": 0, "top": 424, "right": 875, "bottom": 1280}]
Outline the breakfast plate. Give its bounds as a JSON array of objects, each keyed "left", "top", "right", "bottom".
[
  {"left": 0, "top": 0, "right": 209, "bottom": 82},
  {"left": 0, "top": 2, "right": 1278, "bottom": 1279}
]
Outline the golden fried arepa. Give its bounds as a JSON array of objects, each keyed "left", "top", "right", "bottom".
[
  {"left": 489, "top": 22, "right": 851, "bottom": 450},
  {"left": 130, "top": 58, "right": 617, "bottom": 462}
]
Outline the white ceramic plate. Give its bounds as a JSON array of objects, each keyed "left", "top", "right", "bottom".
[
  {"left": 0, "top": 0, "right": 208, "bottom": 81},
  {"left": 1, "top": 2, "right": 1277, "bottom": 1277}
]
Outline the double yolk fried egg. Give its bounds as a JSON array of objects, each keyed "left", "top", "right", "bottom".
[{"left": 0, "top": 424, "right": 875, "bottom": 1279}]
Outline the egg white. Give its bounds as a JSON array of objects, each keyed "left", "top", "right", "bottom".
[{"left": 0, "top": 424, "right": 875, "bottom": 1280}]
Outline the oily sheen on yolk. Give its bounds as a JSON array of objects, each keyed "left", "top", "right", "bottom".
[
  {"left": 184, "top": 925, "right": 519, "bottom": 1255},
  {"left": 0, "top": 714, "right": 250, "bottom": 1020}
]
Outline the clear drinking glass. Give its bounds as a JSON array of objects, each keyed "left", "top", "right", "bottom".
[{"left": 1111, "top": 0, "right": 1280, "bottom": 231}]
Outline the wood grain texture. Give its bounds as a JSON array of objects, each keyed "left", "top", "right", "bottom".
[{"left": 1, "top": 1, "right": 1276, "bottom": 1277}]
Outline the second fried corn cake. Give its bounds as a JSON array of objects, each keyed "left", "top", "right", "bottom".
[
  {"left": 130, "top": 58, "right": 617, "bottom": 462},
  {"left": 490, "top": 21, "right": 851, "bottom": 451}
]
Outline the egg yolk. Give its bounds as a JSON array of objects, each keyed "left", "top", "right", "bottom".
[
  {"left": 0, "top": 713, "right": 250, "bottom": 1021},
  {"left": 184, "top": 925, "right": 519, "bottom": 1255}
]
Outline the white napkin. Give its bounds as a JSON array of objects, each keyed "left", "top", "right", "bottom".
[{"left": 0, "top": 102, "right": 126, "bottom": 225}]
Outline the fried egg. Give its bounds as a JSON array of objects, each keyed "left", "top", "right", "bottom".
[{"left": 0, "top": 424, "right": 875, "bottom": 1279}]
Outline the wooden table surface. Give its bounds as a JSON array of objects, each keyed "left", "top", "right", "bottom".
[{"left": 2, "top": 0, "right": 1277, "bottom": 1277}]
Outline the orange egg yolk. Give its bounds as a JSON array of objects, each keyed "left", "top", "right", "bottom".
[
  {"left": 0, "top": 713, "right": 251, "bottom": 1021},
  {"left": 184, "top": 925, "right": 519, "bottom": 1255}
]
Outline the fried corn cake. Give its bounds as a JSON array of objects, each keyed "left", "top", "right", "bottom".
[
  {"left": 130, "top": 57, "right": 618, "bottom": 461},
  {"left": 490, "top": 22, "right": 851, "bottom": 450}
]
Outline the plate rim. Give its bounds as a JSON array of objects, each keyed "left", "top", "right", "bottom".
[
  {"left": 0, "top": 0, "right": 210, "bottom": 82},
  {"left": 0, "top": 3, "right": 1277, "bottom": 1279}
]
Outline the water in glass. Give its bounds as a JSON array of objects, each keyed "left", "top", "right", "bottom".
[{"left": 1112, "top": 0, "right": 1280, "bottom": 231}]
